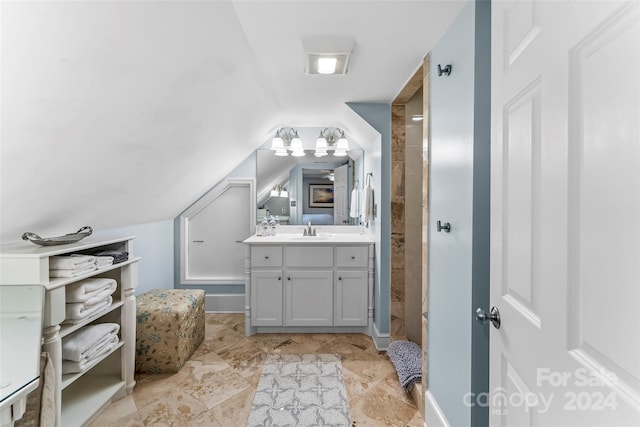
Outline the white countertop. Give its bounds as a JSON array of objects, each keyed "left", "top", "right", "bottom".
[{"left": 243, "top": 226, "right": 373, "bottom": 244}]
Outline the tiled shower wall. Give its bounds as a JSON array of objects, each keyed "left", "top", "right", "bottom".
[{"left": 391, "top": 104, "right": 406, "bottom": 340}]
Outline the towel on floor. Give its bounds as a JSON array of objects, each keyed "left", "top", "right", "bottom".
[
  {"left": 62, "top": 323, "right": 120, "bottom": 362},
  {"left": 387, "top": 340, "right": 422, "bottom": 391},
  {"left": 349, "top": 187, "right": 359, "bottom": 219},
  {"left": 63, "top": 296, "right": 112, "bottom": 323},
  {"left": 50, "top": 262, "right": 97, "bottom": 278},
  {"left": 65, "top": 277, "right": 117, "bottom": 304},
  {"left": 95, "top": 256, "right": 114, "bottom": 268},
  {"left": 61, "top": 338, "right": 119, "bottom": 374},
  {"left": 49, "top": 254, "right": 96, "bottom": 270}
]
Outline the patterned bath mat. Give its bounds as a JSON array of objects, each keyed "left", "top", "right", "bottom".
[{"left": 246, "top": 354, "right": 351, "bottom": 427}]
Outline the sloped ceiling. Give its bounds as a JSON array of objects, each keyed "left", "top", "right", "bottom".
[{"left": 0, "top": 0, "right": 465, "bottom": 243}]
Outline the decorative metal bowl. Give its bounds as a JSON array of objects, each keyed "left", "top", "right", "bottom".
[{"left": 22, "top": 226, "right": 93, "bottom": 246}]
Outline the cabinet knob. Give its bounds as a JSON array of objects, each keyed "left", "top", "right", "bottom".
[
  {"left": 287, "top": 277, "right": 291, "bottom": 281},
  {"left": 351, "top": 256, "right": 356, "bottom": 260},
  {"left": 264, "top": 256, "right": 269, "bottom": 259},
  {"left": 338, "top": 276, "right": 342, "bottom": 281},
  {"left": 278, "top": 276, "right": 281, "bottom": 281}
]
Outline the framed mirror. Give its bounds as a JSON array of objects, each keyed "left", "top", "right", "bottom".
[{"left": 256, "top": 148, "right": 363, "bottom": 225}]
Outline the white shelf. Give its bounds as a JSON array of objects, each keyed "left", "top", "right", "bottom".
[
  {"left": 61, "top": 342, "right": 124, "bottom": 390},
  {"left": 61, "top": 375, "right": 125, "bottom": 427},
  {"left": 1, "top": 235, "right": 139, "bottom": 427},
  {"left": 46, "top": 257, "right": 142, "bottom": 291},
  {"left": 58, "top": 301, "right": 124, "bottom": 339}
]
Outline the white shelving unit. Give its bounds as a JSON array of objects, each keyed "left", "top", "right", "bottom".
[{"left": 0, "top": 235, "right": 140, "bottom": 427}]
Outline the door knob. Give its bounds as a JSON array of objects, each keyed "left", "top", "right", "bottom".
[
  {"left": 437, "top": 221, "right": 451, "bottom": 233},
  {"left": 475, "top": 306, "right": 501, "bottom": 329}
]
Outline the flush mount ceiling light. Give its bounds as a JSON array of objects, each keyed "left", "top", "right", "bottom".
[
  {"left": 303, "top": 37, "right": 355, "bottom": 75},
  {"left": 270, "top": 127, "right": 305, "bottom": 157},
  {"left": 315, "top": 128, "right": 349, "bottom": 157}
]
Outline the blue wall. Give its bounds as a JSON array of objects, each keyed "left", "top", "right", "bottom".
[
  {"left": 105, "top": 220, "right": 175, "bottom": 295},
  {"left": 427, "top": 1, "right": 491, "bottom": 426},
  {"left": 346, "top": 102, "right": 391, "bottom": 336}
]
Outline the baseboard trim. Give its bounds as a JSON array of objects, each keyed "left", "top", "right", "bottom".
[
  {"left": 372, "top": 323, "right": 391, "bottom": 351},
  {"left": 205, "top": 294, "right": 244, "bottom": 313},
  {"left": 424, "top": 390, "right": 451, "bottom": 427}
]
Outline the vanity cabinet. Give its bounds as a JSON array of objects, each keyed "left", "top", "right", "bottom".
[
  {"left": 244, "top": 237, "right": 374, "bottom": 336},
  {"left": 285, "top": 270, "right": 334, "bottom": 326},
  {"left": 0, "top": 235, "right": 139, "bottom": 427}
]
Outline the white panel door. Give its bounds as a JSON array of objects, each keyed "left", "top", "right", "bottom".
[
  {"left": 182, "top": 180, "right": 253, "bottom": 284},
  {"left": 490, "top": 1, "right": 639, "bottom": 425},
  {"left": 334, "top": 163, "right": 349, "bottom": 225}
]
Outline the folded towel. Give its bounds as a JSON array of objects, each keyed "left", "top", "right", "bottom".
[
  {"left": 65, "top": 278, "right": 117, "bottom": 304},
  {"left": 95, "top": 256, "right": 114, "bottom": 268},
  {"left": 50, "top": 262, "right": 97, "bottom": 278},
  {"left": 61, "top": 338, "right": 119, "bottom": 374},
  {"left": 49, "top": 254, "right": 96, "bottom": 270},
  {"left": 62, "top": 323, "right": 120, "bottom": 362},
  {"left": 94, "top": 250, "right": 129, "bottom": 264},
  {"left": 361, "top": 183, "right": 374, "bottom": 223},
  {"left": 349, "top": 187, "right": 359, "bottom": 219},
  {"left": 63, "top": 296, "right": 112, "bottom": 323},
  {"left": 387, "top": 340, "right": 422, "bottom": 391}
]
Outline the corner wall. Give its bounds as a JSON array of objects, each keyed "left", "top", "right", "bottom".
[
  {"left": 346, "top": 102, "right": 391, "bottom": 346},
  {"left": 426, "top": 1, "right": 491, "bottom": 426}
]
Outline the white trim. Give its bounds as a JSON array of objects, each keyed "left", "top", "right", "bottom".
[
  {"left": 372, "top": 322, "right": 391, "bottom": 351},
  {"left": 424, "top": 390, "right": 451, "bottom": 427},
  {"left": 204, "top": 294, "right": 245, "bottom": 313},
  {"left": 180, "top": 178, "right": 256, "bottom": 284}
]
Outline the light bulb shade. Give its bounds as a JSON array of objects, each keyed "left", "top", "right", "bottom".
[
  {"left": 336, "top": 137, "right": 349, "bottom": 151},
  {"left": 315, "top": 137, "right": 328, "bottom": 150},
  {"left": 280, "top": 190, "right": 288, "bottom": 198},
  {"left": 270, "top": 189, "right": 279, "bottom": 197},
  {"left": 271, "top": 137, "right": 284, "bottom": 150},
  {"left": 290, "top": 137, "right": 305, "bottom": 156},
  {"left": 290, "top": 137, "right": 303, "bottom": 150}
]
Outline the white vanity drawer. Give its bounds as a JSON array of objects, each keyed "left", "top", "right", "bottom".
[
  {"left": 251, "top": 246, "right": 283, "bottom": 267},
  {"left": 285, "top": 246, "right": 334, "bottom": 267},
  {"left": 336, "top": 246, "right": 368, "bottom": 267}
]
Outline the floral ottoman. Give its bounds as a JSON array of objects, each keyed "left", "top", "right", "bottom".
[{"left": 135, "top": 289, "right": 205, "bottom": 373}]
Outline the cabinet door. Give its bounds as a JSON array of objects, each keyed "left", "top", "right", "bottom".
[
  {"left": 285, "top": 270, "right": 333, "bottom": 326},
  {"left": 251, "top": 270, "right": 283, "bottom": 326},
  {"left": 335, "top": 270, "right": 368, "bottom": 326}
]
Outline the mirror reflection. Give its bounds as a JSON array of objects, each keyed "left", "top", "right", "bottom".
[{"left": 257, "top": 149, "right": 363, "bottom": 225}]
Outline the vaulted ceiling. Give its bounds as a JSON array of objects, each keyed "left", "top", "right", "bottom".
[{"left": 0, "top": 0, "right": 465, "bottom": 243}]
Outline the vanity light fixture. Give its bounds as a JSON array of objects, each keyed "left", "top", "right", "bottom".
[
  {"left": 315, "top": 128, "right": 349, "bottom": 157},
  {"left": 270, "top": 185, "right": 288, "bottom": 198},
  {"left": 270, "top": 128, "right": 305, "bottom": 157}
]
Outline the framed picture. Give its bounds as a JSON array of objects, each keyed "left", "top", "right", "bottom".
[{"left": 309, "top": 184, "right": 334, "bottom": 207}]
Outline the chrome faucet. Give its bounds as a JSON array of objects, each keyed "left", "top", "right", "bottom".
[{"left": 303, "top": 221, "right": 316, "bottom": 236}]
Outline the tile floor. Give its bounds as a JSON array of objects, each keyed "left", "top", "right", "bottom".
[{"left": 90, "top": 313, "right": 423, "bottom": 427}]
